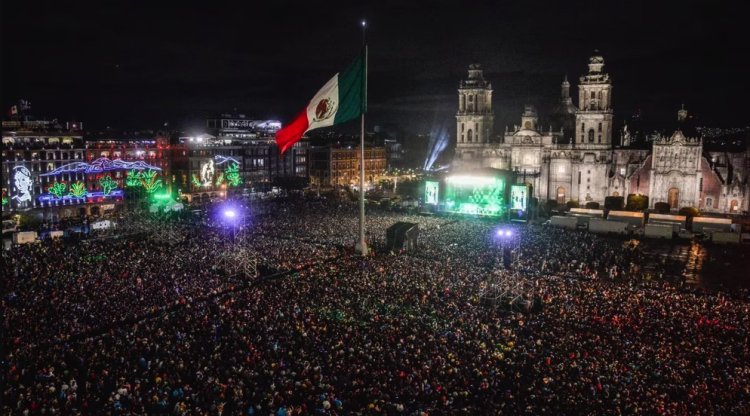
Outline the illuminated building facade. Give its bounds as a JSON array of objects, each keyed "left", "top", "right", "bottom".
[
  {"left": 206, "top": 113, "right": 281, "bottom": 140},
  {"left": 1, "top": 119, "right": 110, "bottom": 216},
  {"left": 172, "top": 132, "right": 308, "bottom": 201},
  {"left": 452, "top": 54, "right": 749, "bottom": 214},
  {"left": 309, "top": 145, "right": 386, "bottom": 188}
]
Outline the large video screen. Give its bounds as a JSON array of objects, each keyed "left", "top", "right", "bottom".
[
  {"left": 11, "top": 165, "right": 34, "bottom": 210},
  {"left": 444, "top": 175, "right": 506, "bottom": 216},
  {"left": 425, "top": 181, "right": 439, "bottom": 204},
  {"left": 510, "top": 184, "right": 528, "bottom": 211}
]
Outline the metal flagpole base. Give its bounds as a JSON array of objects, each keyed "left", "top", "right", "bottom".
[{"left": 355, "top": 241, "right": 369, "bottom": 256}]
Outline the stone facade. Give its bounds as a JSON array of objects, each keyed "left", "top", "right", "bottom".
[{"left": 452, "top": 54, "right": 749, "bottom": 214}]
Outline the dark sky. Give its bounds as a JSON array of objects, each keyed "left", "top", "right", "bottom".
[{"left": 2, "top": 0, "right": 747, "bottom": 134}]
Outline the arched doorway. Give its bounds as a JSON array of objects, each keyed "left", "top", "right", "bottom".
[
  {"left": 730, "top": 200, "right": 739, "bottom": 212},
  {"left": 556, "top": 186, "right": 566, "bottom": 204},
  {"left": 667, "top": 187, "right": 679, "bottom": 209}
]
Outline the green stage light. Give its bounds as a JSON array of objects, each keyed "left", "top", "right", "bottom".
[{"left": 444, "top": 175, "right": 506, "bottom": 217}]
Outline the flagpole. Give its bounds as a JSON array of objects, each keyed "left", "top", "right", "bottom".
[{"left": 357, "top": 20, "right": 369, "bottom": 256}]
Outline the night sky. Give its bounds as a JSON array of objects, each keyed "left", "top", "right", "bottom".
[{"left": 2, "top": 0, "right": 747, "bottom": 134}]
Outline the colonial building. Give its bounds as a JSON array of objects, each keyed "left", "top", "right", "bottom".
[
  {"left": 452, "top": 54, "right": 749, "bottom": 214},
  {"left": 309, "top": 144, "right": 386, "bottom": 188}
]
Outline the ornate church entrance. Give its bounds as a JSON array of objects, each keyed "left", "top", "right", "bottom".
[
  {"left": 556, "top": 186, "right": 566, "bottom": 204},
  {"left": 668, "top": 188, "right": 679, "bottom": 209}
]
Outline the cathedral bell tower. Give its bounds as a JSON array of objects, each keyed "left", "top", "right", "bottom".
[
  {"left": 576, "top": 53, "right": 613, "bottom": 147},
  {"left": 456, "top": 64, "right": 494, "bottom": 163}
]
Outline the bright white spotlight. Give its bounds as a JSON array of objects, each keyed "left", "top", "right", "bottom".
[
  {"left": 224, "top": 210, "right": 236, "bottom": 218},
  {"left": 361, "top": 20, "right": 367, "bottom": 27},
  {"left": 505, "top": 230, "right": 512, "bottom": 237}
]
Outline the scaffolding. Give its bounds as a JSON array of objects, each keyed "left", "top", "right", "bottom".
[
  {"left": 219, "top": 244, "right": 258, "bottom": 279},
  {"left": 481, "top": 240, "right": 536, "bottom": 312}
]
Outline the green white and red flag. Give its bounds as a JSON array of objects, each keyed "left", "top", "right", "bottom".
[{"left": 276, "top": 54, "right": 366, "bottom": 154}]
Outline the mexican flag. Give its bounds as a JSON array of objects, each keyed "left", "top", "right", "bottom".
[{"left": 276, "top": 53, "right": 366, "bottom": 154}]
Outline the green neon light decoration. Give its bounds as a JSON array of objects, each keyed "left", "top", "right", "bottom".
[
  {"left": 215, "top": 172, "right": 224, "bottom": 187},
  {"left": 125, "top": 170, "right": 142, "bottom": 187},
  {"left": 1, "top": 190, "right": 7, "bottom": 206},
  {"left": 49, "top": 182, "right": 68, "bottom": 199},
  {"left": 152, "top": 192, "right": 172, "bottom": 200},
  {"left": 444, "top": 176, "right": 506, "bottom": 217},
  {"left": 225, "top": 162, "right": 242, "bottom": 186},
  {"left": 191, "top": 174, "right": 202, "bottom": 188},
  {"left": 140, "top": 169, "right": 162, "bottom": 193},
  {"left": 99, "top": 175, "right": 117, "bottom": 196},
  {"left": 69, "top": 181, "right": 87, "bottom": 198}
]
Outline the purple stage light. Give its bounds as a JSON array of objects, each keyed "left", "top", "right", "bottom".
[
  {"left": 496, "top": 229, "right": 513, "bottom": 238},
  {"left": 224, "top": 209, "right": 236, "bottom": 219}
]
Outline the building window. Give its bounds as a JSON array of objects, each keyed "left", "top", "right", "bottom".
[
  {"left": 588, "top": 129, "right": 595, "bottom": 143},
  {"left": 598, "top": 123, "right": 602, "bottom": 132},
  {"left": 591, "top": 91, "right": 596, "bottom": 99},
  {"left": 461, "top": 123, "right": 464, "bottom": 132},
  {"left": 598, "top": 135, "right": 601, "bottom": 143},
  {"left": 467, "top": 129, "right": 473, "bottom": 143},
  {"left": 705, "top": 197, "right": 713, "bottom": 208}
]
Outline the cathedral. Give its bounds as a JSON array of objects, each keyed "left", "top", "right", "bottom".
[{"left": 452, "top": 54, "right": 749, "bottom": 215}]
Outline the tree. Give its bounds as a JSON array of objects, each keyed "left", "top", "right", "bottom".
[
  {"left": 49, "top": 182, "right": 67, "bottom": 199},
  {"left": 654, "top": 202, "right": 671, "bottom": 214},
  {"left": 70, "top": 181, "right": 87, "bottom": 198},
  {"left": 604, "top": 196, "right": 624, "bottom": 210},
  {"left": 99, "top": 175, "right": 117, "bottom": 196},
  {"left": 678, "top": 206, "right": 700, "bottom": 217},
  {"left": 626, "top": 194, "right": 648, "bottom": 211},
  {"left": 585, "top": 201, "right": 601, "bottom": 209}
]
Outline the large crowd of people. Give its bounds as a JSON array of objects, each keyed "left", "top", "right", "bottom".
[{"left": 2, "top": 196, "right": 749, "bottom": 415}]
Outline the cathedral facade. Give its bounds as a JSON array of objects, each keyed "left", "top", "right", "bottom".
[{"left": 452, "top": 54, "right": 749, "bottom": 214}]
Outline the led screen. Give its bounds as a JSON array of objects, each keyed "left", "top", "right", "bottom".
[
  {"left": 444, "top": 175, "right": 506, "bottom": 216},
  {"left": 510, "top": 184, "right": 528, "bottom": 211},
  {"left": 425, "top": 181, "right": 439, "bottom": 204},
  {"left": 11, "top": 165, "right": 34, "bottom": 210}
]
